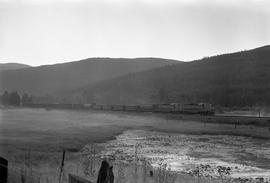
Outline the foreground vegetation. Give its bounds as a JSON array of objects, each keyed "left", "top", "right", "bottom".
[
  {"left": 7, "top": 144, "right": 222, "bottom": 183},
  {"left": 1, "top": 108, "right": 270, "bottom": 182}
]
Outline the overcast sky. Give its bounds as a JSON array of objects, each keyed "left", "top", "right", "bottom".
[{"left": 0, "top": 0, "right": 270, "bottom": 66}]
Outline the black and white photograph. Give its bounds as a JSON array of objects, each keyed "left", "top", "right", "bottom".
[{"left": 0, "top": 0, "right": 270, "bottom": 182}]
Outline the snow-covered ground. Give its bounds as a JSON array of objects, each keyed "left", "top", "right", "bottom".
[{"left": 99, "top": 130, "right": 270, "bottom": 182}]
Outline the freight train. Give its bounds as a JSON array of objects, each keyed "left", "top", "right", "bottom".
[{"left": 24, "top": 102, "right": 215, "bottom": 115}]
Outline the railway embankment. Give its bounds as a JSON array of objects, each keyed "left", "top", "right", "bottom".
[
  {"left": 164, "top": 113, "right": 270, "bottom": 127},
  {"left": 16, "top": 103, "right": 270, "bottom": 128}
]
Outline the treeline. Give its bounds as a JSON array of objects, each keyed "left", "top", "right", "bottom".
[
  {"left": 72, "top": 45, "right": 270, "bottom": 107},
  {"left": 0, "top": 91, "right": 33, "bottom": 106},
  {"left": 2, "top": 46, "right": 270, "bottom": 108}
]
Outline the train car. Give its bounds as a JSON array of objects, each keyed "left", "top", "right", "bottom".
[
  {"left": 153, "top": 104, "right": 174, "bottom": 113},
  {"left": 198, "top": 103, "right": 215, "bottom": 115},
  {"left": 170, "top": 103, "right": 183, "bottom": 112},
  {"left": 70, "top": 104, "right": 84, "bottom": 109},
  {"left": 139, "top": 104, "right": 154, "bottom": 112},
  {"left": 61, "top": 104, "right": 73, "bottom": 109},
  {"left": 180, "top": 103, "right": 214, "bottom": 115},
  {"left": 101, "top": 105, "right": 112, "bottom": 110},
  {"left": 91, "top": 104, "right": 103, "bottom": 110},
  {"left": 24, "top": 102, "right": 214, "bottom": 115},
  {"left": 83, "top": 104, "right": 92, "bottom": 109},
  {"left": 181, "top": 103, "right": 202, "bottom": 114},
  {"left": 111, "top": 105, "right": 126, "bottom": 111},
  {"left": 125, "top": 105, "right": 139, "bottom": 112}
]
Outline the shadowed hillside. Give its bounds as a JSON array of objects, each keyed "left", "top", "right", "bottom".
[
  {"left": 1, "top": 46, "right": 269, "bottom": 107},
  {"left": 72, "top": 46, "right": 270, "bottom": 107},
  {"left": 0, "top": 58, "right": 179, "bottom": 95},
  {"left": 0, "top": 63, "right": 31, "bottom": 71}
]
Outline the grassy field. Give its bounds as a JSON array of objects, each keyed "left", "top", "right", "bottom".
[{"left": 1, "top": 108, "right": 270, "bottom": 183}]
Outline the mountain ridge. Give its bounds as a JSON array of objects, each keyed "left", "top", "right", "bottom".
[
  {"left": 1, "top": 45, "right": 270, "bottom": 107},
  {"left": 0, "top": 57, "right": 180, "bottom": 95},
  {"left": 65, "top": 45, "right": 270, "bottom": 106},
  {"left": 0, "top": 63, "right": 31, "bottom": 71}
]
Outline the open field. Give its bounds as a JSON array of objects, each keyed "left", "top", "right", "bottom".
[{"left": 1, "top": 108, "right": 270, "bottom": 182}]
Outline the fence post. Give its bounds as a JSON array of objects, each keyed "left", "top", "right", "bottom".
[
  {"left": 0, "top": 156, "right": 8, "bottom": 183},
  {"left": 59, "top": 150, "right": 66, "bottom": 183}
]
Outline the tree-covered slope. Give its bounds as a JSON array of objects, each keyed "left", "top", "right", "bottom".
[
  {"left": 0, "top": 63, "right": 31, "bottom": 71},
  {"left": 76, "top": 46, "right": 270, "bottom": 106},
  {"left": 0, "top": 58, "right": 179, "bottom": 95}
]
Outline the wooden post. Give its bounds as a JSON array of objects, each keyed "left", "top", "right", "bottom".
[
  {"left": 0, "top": 156, "right": 8, "bottom": 183},
  {"left": 59, "top": 150, "right": 66, "bottom": 183}
]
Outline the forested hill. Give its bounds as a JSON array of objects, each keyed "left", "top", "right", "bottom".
[
  {"left": 0, "top": 63, "right": 31, "bottom": 71},
  {"left": 71, "top": 45, "right": 270, "bottom": 107},
  {"left": 0, "top": 58, "right": 179, "bottom": 95}
]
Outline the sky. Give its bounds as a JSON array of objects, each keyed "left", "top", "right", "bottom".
[{"left": 0, "top": 0, "right": 270, "bottom": 66}]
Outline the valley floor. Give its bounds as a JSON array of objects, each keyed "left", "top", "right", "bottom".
[{"left": 1, "top": 108, "right": 270, "bottom": 183}]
